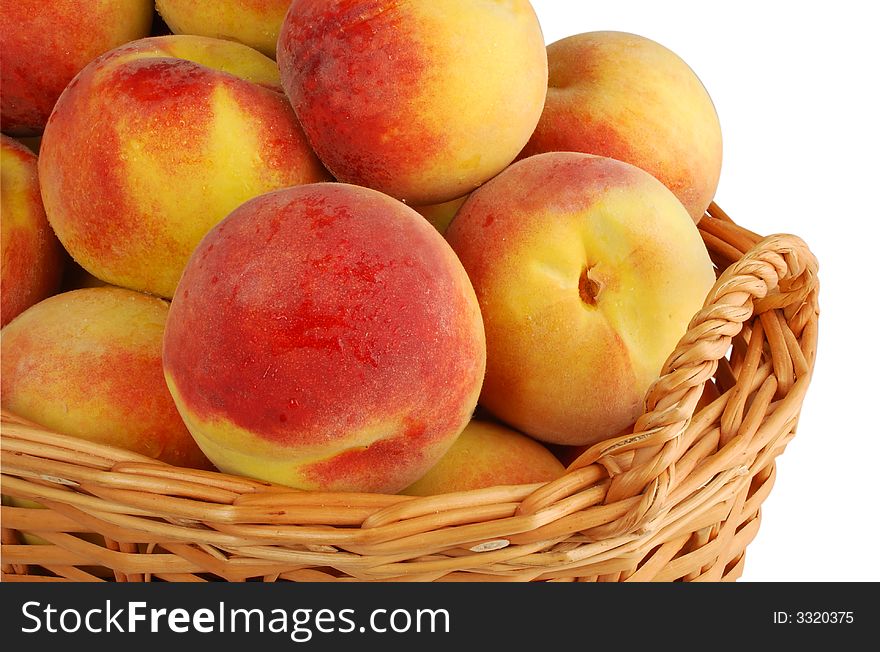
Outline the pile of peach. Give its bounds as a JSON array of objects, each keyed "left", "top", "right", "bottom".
[{"left": 1, "top": 1, "right": 723, "bottom": 496}]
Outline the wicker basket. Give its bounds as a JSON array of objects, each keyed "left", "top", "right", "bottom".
[{"left": 0, "top": 203, "right": 819, "bottom": 582}]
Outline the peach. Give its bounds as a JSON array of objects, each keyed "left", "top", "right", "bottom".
[
  {"left": 413, "top": 195, "right": 469, "bottom": 234},
  {"left": 0, "top": 0, "right": 153, "bottom": 135},
  {"left": 446, "top": 152, "right": 716, "bottom": 447},
  {"left": 0, "top": 287, "right": 211, "bottom": 469},
  {"left": 402, "top": 420, "right": 565, "bottom": 496},
  {"left": 277, "top": 0, "right": 548, "bottom": 205},
  {"left": 163, "top": 183, "right": 487, "bottom": 493},
  {"left": 38, "top": 35, "right": 330, "bottom": 299},
  {"left": 1, "top": 136, "right": 63, "bottom": 327},
  {"left": 519, "top": 31, "right": 723, "bottom": 222},
  {"left": 155, "top": 0, "right": 291, "bottom": 58}
]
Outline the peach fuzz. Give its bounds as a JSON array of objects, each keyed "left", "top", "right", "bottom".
[
  {"left": 156, "top": 0, "right": 292, "bottom": 58},
  {"left": 1, "top": 136, "right": 63, "bottom": 327},
  {"left": 38, "top": 35, "right": 330, "bottom": 299},
  {"left": 446, "top": 152, "right": 716, "bottom": 447},
  {"left": 0, "top": 0, "right": 153, "bottom": 135},
  {"left": 402, "top": 420, "right": 565, "bottom": 497},
  {"left": 277, "top": 0, "right": 548, "bottom": 205},
  {"left": 520, "top": 31, "right": 723, "bottom": 222},
  {"left": 163, "top": 183, "right": 487, "bottom": 494},
  {"left": 0, "top": 287, "right": 212, "bottom": 469}
]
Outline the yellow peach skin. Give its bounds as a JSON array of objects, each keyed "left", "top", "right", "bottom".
[
  {"left": 156, "top": 0, "right": 291, "bottom": 58},
  {"left": 520, "top": 31, "right": 723, "bottom": 222},
  {"left": 1, "top": 136, "right": 63, "bottom": 327},
  {"left": 277, "top": 0, "right": 548, "bottom": 205},
  {"left": 38, "top": 35, "right": 330, "bottom": 299},
  {"left": 402, "top": 420, "right": 566, "bottom": 496},
  {"left": 0, "top": 287, "right": 212, "bottom": 469},
  {"left": 446, "top": 152, "right": 716, "bottom": 446},
  {"left": 0, "top": 0, "right": 153, "bottom": 135},
  {"left": 413, "top": 195, "right": 469, "bottom": 234}
]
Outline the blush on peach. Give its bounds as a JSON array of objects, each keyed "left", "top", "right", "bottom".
[
  {"left": 1, "top": 136, "right": 63, "bottom": 327},
  {"left": 0, "top": 0, "right": 153, "bottom": 135},
  {"left": 277, "top": 0, "right": 548, "bottom": 205},
  {"left": 1, "top": 287, "right": 211, "bottom": 470},
  {"left": 163, "top": 183, "right": 486, "bottom": 493}
]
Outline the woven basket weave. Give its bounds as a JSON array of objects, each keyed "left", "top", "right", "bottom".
[{"left": 0, "top": 203, "right": 819, "bottom": 582}]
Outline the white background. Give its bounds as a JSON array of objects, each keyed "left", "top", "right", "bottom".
[{"left": 530, "top": 0, "right": 880, "bottom": 581}]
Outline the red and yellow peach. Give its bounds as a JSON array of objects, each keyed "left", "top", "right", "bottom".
[
  {"left": 38, "top": 35, "right": 330, "bottom": 299},
  {"left": 1, "top": 135, "right": 63, "bottom": 327},
  {"left": 0, "top": 0, "right": 154, "bottom": 135},
  {"left": 163, "top": 183, "right": 486, "bottom": 493},
  {"left": 520, "top": 31, "right": 723, "bottom": 222},
  {"left": 277, "top": 0, "right": 548, "bottom": 205},
  {"left": 446, "top": 152, "right": 716, "bottom": 446},
  {"left": 0, "top": 287, "right": 211, "bottom": 469}
]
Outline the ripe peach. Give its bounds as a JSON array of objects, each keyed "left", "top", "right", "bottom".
[
  {"left": 0, "top": 287, "right": 211, "bottom": 469},
  {"left": 520, "top": 31, "right": 723, "bottom": 222},
  {"left": 277, "top": 0, "right": 548, "bottom": 205},
  {"left": 39, "top": 35, "right": 330, "bottom": 299},
  {"left": 1, "top": 136, "right": 63, "bottom": 327},
  {"left": 402, "top": 420, "right": 565, "bottom": 496},
  {"left": 155, "top": 0, "right": 291, "bottom": 58},
  {"left": 0, "top": 0, "right": 153, "bottom": 135},
  {"left": 446, "top": 152, "right": 716, "bottom": 446},
  {"left": 163, "top": 183, "right": 486, "bottom": 493}
]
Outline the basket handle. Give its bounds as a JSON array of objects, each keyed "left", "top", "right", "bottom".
[{"left": 566, "top": 216, "right": 819, "bottom": 538}]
